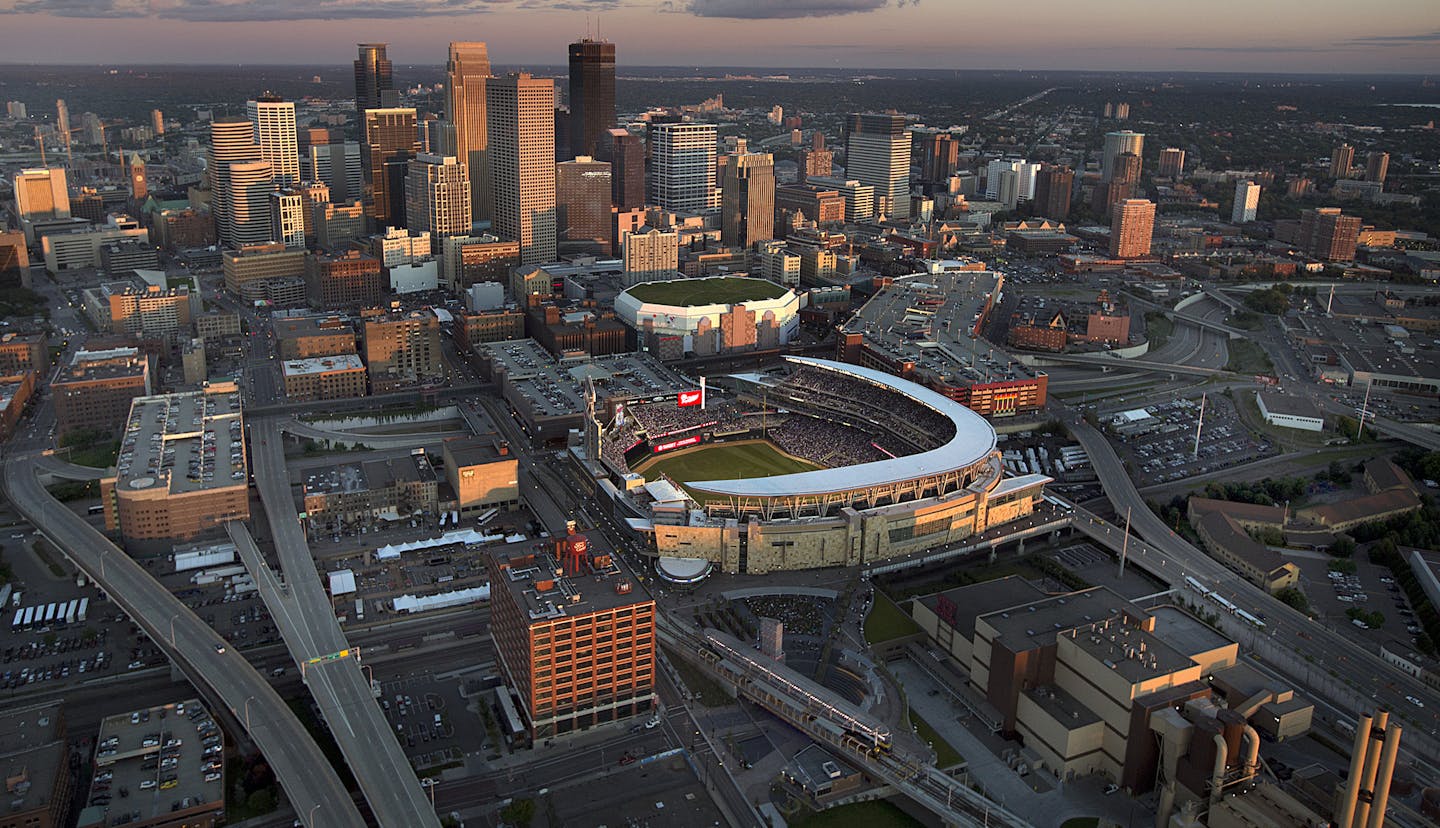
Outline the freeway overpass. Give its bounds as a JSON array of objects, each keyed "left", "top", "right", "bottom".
[
  {"left": 1058, "top": 404, "right": 1440, "bottom": 765},
  {"left": 1033, "top": 352, "right": 1226, "bottom": 377},
  {"left": 1203, "top": 288, "right": 1245, "bottom": 312},
  {"left": 247, "top": 417, "right": 441, "bottom": 828},
  {"left": 282, "top": 416, "right": 472, "bottom": 450},
  {"left": 0, "top": 454, "right": 367, "bottom": 828}
]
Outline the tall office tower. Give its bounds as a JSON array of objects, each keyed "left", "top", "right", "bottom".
[
  {"left": 1287, "top": 177, "right": 1313, "bottom": 198},
  {"left": 1364, "top": 152, "right": 1389, "bottom": 184},
  {"left": 487, "top": 73, "right": 557, "bottom": 264},
  {"left": 1114, "top": 102, "right": 1130, "bottom": 120},
  {"left": 722, "top": 152, "right": 776, "bottom": 248},
  {"left": 798, "top": 146, "right": 833, "bottom": 183},
  {"left": 1109, "top": 198, "right": 1155, "bottom": 259},
  {"left": 6, "top": 101, "right": 27, "bottom": 119},
  {"left": 1231, "top": 180, "right": 1261, "bottom": 224},
  {"left": 309, "top": 142, "right": 363, "bottom": 204},
  {"left": 556, "top": 157, "right": 611, "bottom": 252},
  {"left": 208, "top": 117, "right": 265, "bottom": 247},
  {"left": 269, "top": 190, "right": 306, "bottom": 248},
  {"left": 1033, "top": 164, "right": 1074, "bottom": 220},
  {"left": 14, "top": 167, "right": 70, "bottom": 222},
  {"left": 996, "top": 169, "right": 1021, "bottom": 210},
  {"left": 362, "top": 108, "right": 421, "bottom": 229},
  {"left": 568, "top": 39, "right": 616, "bottom": 159},
  {"left": 1158, "top": 147, "right": 1185, "bottom": 178},
  {"left": 128, "top": 153, "right": 147, "bottom": 201},
  {"left": 228, "top": 161, "right": 276, "bottom": 247},
  {"left": 622, "top": 227, "right": 679, "bottom": 284},
  {"left": 295, "top": 181, "right": 330, "bottom": 244},
  {"left": 553, "top": 106, "right": 572, "bottom": 162},
  {"left": 985, "top": 159, "right": 1020, "bottom": 200},
  {"left": 845, "top": 112, "right": 911, "bottom": 219},
  {"left": 354, "top": 43, "right": 398, "bottom": 117},
  {"left": 1299, "top": 207, "right": 1362, "bottom": 262},
  {"left": 1329, "top": 143, "right": 1354, "bottom": 179},
  {"left": 648, "top": 122, "right": 719, "bottom": 213},
  {"left": 445, "top": 42, "right": 492, "bottom": 224},
  {"left": 148, "top": 109, "right": 164, "bottom": 136},
  {"left": 405, "top": 154, "right": 472, "bottom": 238},
  {"left": 1015, "top": 161, "right": 1041, "bottom": 201},
  {"left": 918, "top": 132, "right": 960, "bottom": 183},
  {"left": 1101, "top": 130, "right": 1145, "bottom": 183},
  {"left": 601, "top": 128, "right": 645, "bottom": 209},
  {"left": 247, "top": 95, "right": 300, "bottom": 187},
  {"left": 55, "top": 99, "right": 71, "bottom": 148}
]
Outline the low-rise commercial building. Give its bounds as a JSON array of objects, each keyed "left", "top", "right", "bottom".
[
  {"left": 0, "top": 701, "right": 72, "bottom": 828},
  {"left": 1193, "top": 511, "right": 1301, "bottom": 593},
  {"left": 40, "top": 216, "right": 149, "bottom": 274},
  {"left": 1256, "top": 392, "right": 1324, "bottom": 432},
  {"left": 452, "top": 309, "right": 526, "bottom": 353},
  {"left": 100, "top": 384, "right": 249, "bottom": 542},
  {"left": 193, "top": 311, "right": 241, "bottom": 346},
  {"left": 442, "top": 438, "right": 520, "bottom": 515},
  {"left": 53, "top": 348, "right": 152, "bottom": 439},
  {"left": 361, "top": 308, "right": 445, "bottom": 393},
  {"left": 0, "top": 371, "right": 36, "bottom": 442},
  {"left": 301, "top": 451, "right": 439, "bottom": 535},
  {"left": 222, "top": 243, "right": 306, "bottom": 300},
  {"left": 0, "top": 331, "right": 48, "bottom": 377},
  {"left": 281, "top": 354, "right": 368, "bottom": 402},
  {"left": 305, "top": 250, "right": 383, "bottom": 309},
  {"left": 275, "top": 315, "right": 356, "bottom": 360}
]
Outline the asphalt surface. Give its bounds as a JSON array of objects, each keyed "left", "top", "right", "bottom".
[
  {"left": 0, "top": 451, "right": 366, "bottom": 828},
  {"left": 246, "top": 416, "right": 441, "bottom": 828}
]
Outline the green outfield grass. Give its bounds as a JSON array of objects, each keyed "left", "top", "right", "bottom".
[
  {"left": 633, "top": 440, "right": 819, "bottom": 500},
  {"left": 624, "top": 276, "right": 788, "bottom": 306}
]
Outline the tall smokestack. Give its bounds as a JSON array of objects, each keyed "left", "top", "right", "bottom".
[
  {"left": 1354, "top": 710, "right": 1389, "bottom": 828},
  {"left": 1366, "top": 723, "right": 1402, "bottom": 828},
  {"left": 1337, "top": 713, "right": 1374, "bottom": 828}
]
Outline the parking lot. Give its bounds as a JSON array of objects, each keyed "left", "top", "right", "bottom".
[
  {"left": 376, "top": 669, "right": 496, "bottom": 771},
  {"left": 1109, "top": 394, "right": 1276, "bottom": 486},
  {"left": 1288, "top": 552, "right": 1427, "bottom": 656}
]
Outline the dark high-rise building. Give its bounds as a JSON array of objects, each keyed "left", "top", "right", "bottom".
[
  {"left": 354, "top": 43, "right": 398, "bottom": 117},
  {"left": 1329, "top": 143, "right": 1354, "bottom": 179},
  {"left": 1033, "top": 165, "right": 1074, "bottom": 220},
  {"left": 918, "top": 132, "right": 960, "bottom": 183},
  {"left": 721, "top": 152, "right": 775, "bottom": 249},
  {"left": 568, "top": 39, "right": 616, "bottom": 160},
  {"left": 844, "top": 113, "right": 911, "bottom": 219},
  {"left": 362, "top": 108, "right": 420, "bottom": 229},
  {"left": 556, "top": 157, "right": 612, "bottom": 253},
  {"left": 601, "top": 128, "right": 645, "bottom": 209},
  {"left": 1364, "top": 152, "right": 1389, "bottom": 184}
]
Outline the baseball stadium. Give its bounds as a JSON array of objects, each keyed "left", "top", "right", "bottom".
[{"left": 592, "top": 356, "right": 1051, "bottom": 576}]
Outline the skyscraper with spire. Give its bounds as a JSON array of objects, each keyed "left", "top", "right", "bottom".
[
  {"left": 445, "top": 42, "right": 491, "bottom": 224},
  {"left": 568, "top": 38, "right": 616, "bottom": 159},
  {"left": 354, "top": 43, "right": 398, "bottom": 117}
]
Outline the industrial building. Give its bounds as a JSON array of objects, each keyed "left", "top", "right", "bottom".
[{"left": 0, "top": 701, "right": 73, "bottom": 828}]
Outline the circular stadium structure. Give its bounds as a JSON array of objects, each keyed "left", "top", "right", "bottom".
[
  {"left": 593, "top": 356, "right": 1051, "bottom": 574},
  {"left": 614, "top": 276, "right": 801, "bottom": 343}
]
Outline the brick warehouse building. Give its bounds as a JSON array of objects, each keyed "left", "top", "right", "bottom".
[{"left": 487, "top": 529, "right": 655, "bottom": 739}]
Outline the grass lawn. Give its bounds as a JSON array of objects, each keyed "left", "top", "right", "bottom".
[
  {"left": 864, "top": 592, "right": 921, "bottom": 644},
  {"left": 794, "top": 800, "right": 924, "bottom": 828},
  {"left": 1224, "top": 339, "right": 1275, "bottom": 374},
  {"left": 663, "top": 644, "right": 734, "bottom": 707},
  {"left": 633, "top": 440, "right": 819, "bottom": 501},
  {"left": 908, "top": 709, "right": 964, "bottom": 768},
  {"left": 625, "top": 276, "right": 787, "bottom": 306},
  {"left": 67, "top": 440, "right": 120, "bottom": 469}
]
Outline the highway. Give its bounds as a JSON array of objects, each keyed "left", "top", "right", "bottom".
[
  {"left": 247, "top": 416, "right": 441, "bottom": 828},
  {"left": 280, "top": 416, "right": 472, "bottom": 450},
  {"left": 1059, "top": 404, "right": 1440, "bottom": 765},
  {"left": 0, "top": 451, "right": 367, "bottom": 828}
]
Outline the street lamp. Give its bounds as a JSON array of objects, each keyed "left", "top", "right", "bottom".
[
  {"left": 169, "top": 614, "right": 179, "bottom": 646},
  {"left": 243, "top": 696, "right": 256, "bottom": 730},
  {"left": 309, "top": 802, "right": 321, "bottom": 827}
]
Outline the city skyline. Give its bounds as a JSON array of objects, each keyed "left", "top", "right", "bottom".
[{"left": 0, "top": 1, "right": 1437, "bottom": 73}]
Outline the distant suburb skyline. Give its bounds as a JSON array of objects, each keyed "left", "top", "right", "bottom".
[{"left": 0, "top": 0, "right": 1437, "bottom": 74}]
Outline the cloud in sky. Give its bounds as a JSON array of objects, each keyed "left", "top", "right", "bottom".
[
  {"left": 676, "top": 0, "right": 905, "bottom": 18},
  {"left": 2, "top": 0, "right": 622, "bottom": 20},
  {"left": 1340, "top": 29, "right": 1440, "bottom": 46}
]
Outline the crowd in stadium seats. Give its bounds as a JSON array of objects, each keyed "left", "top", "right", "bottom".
[
  {"left": 769, "top": 416, "right": 887, "bottom": 468},
  {"left": 778, "top": 367, "right": 953, "bottom": 450},
  {"left": 629, "top": 401, "right": 727, "bottom": 438}
]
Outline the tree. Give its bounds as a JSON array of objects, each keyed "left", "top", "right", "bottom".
[
  {"left": 501, "top": 798, "right": 536, "bottom": 828},
  {"left": 245, "top": 789, "right": 275, "bottom": 814},
  {"left": 1330, "top": 536, "right": 1356, "bottom": 558},
  {"left": 1275, "top": 588, "right": 1309, "bottom": 613}
]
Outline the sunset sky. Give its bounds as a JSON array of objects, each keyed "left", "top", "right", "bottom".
[{"left": 0, "top": 0, "right": 1437, "bottom": 73}]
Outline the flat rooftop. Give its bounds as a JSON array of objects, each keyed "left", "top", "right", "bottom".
[
  {"left": 1257, "top": 391, "right": 1323, "bottom": 420},
  {"left": 482, "top": 338, "right": 692, "bottom": 420},
  {"left": 623, "top": 276, "right": 789, "bottom": 307},
  {"left": 1069, "top": 616, "right": 1195, "bottom": 682},
  {"left": 274, "top": 314, "right": 352, "bottom": 340},
  {"left": 1297, "top": 315, "right": 1440, "bottom": 382},
  {"left": 0, "top": 701, "right": 65, "bottom": 820},
  {"left": 0, "top": 377, "right": 27, "bottom": 411},
  {"left": 85, "top": 699, "right": 222, "bottom": 826},
  {"left": 283, "top": 353, "right": 366, "bottom": 376},
  {"left": 839, "top": 269, "right": 1042, "bottom": 389},
  {"left": 444, "top": 437, "right": 509, "bottom": 468},
  {"left": 1150, "top": 606, "right": 1234, "bottom": 657},
  {"left": 489, "top": 542, "right": 649, "bottom": 621},
  {"left": 114, "top": 385, "right": 246, "bottom": 496},
  {"left": 303, "top": 452, "right": 437, "bottom": 496},
  {"left": 920, "top": 578, "right": 1047, "bottom": 643}
]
